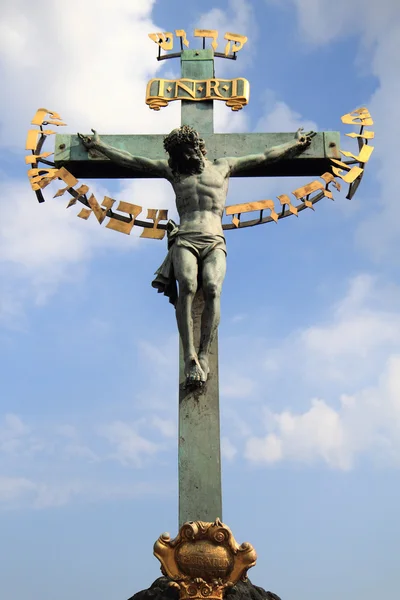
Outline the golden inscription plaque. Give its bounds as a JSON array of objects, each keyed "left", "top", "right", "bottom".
[{"left": 153, "top": 519, "right": 257, "bottom": 600}]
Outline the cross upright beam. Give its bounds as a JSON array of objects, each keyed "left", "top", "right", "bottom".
[{"left": 177, "top": 49, "right": 222, "bottom": 527}]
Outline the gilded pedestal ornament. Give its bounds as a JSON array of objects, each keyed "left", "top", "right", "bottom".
[{"left": 153, "top": 520, "right": 257, "bottom": 600}]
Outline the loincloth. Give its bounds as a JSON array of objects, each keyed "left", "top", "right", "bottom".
[{"left": 151, "top": 220, "right": 227, "bottom": 307}]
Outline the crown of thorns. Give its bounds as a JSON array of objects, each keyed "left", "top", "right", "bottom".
[{"left": 163, "top": 125, "right": 207, "bottom": 156}]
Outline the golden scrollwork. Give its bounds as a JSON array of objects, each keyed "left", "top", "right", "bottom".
[
  {"left": 154, "top": 519, "right": 257, "bottom": 600},
  {"left": 146, "top": 78, "right": 250, "bottom": 112}
]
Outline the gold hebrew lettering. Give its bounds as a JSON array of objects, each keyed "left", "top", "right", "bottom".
[
  {"left": 175, "top": 29, "right": 189, "bottom": 47},
  {"left": 28, "top": 168, "right": 60, "bottom": 191},
  {"left": 226, "top": 199, "right": 278, "bottom": 225},
  {"left": 148, "top": 32, "right": 174, "bottom": 50},
  {"left": 87, "top": 194, "right": 114, "bottom": 224},
  {"left": 277, "top": 194, "right": 298, "bottom": 216},
  {"left": 340, "top": 144, "right": 374, "bottom": 163},
  {"left": 31, "top": 108, "right": 66, "bottom": 127},
  {"left": 330, "top": 159, "right": 351, "bottom": 170},
  {"left": 320, "top": 172, "right": 341, "bottom": 191},
  {"left": 66, "top": 185, "right": 89, "bottom": 207},
  {"left": 341, "top": 108, "right": 373, "bottom": 127},
  {"left": 331, "top": 165, "right": 364, "bottom": 184},
  {"left": 346, "top": 131, "right": 375, "bottom": 140},
  {"left": 106, "top": 201, "right": 142, "bottom": 235},
  {"left": 77, "top": 208, "right": 92, "bottom": 220},
  {"left": 224, "top": 32, "right": 248, "bottom": 56},
  {"left": 26, "top": 129, "right": 57, "bottom": 151},
  {"left": 140, "top": 209, "right": 168, "bottom": 239},
  {"left": 291, "top": 180, "right": 325, "bottom": 207},
  {"left": 25, "top": 151, "right": 53, "bottom": 164},
  {"left": 194, "top": 29, "right": 218, "bottom": 51},
  {"left": 292, "top": 180, "right": 324, "bottom": 200},
  {"left": 77, "top": 196, "right": 115, "bottom": 222}
]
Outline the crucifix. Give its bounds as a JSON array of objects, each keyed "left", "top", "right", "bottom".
[
  {"left": 27, "top": 27, "right": 374, "bottom": 600},
  {"left": 52, "top": 34, "right": 342, "bottom": 529}
]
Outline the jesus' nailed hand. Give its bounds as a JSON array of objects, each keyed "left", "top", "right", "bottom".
[{"left": 78, "top": 125, "right": 316, "bottom": 388}]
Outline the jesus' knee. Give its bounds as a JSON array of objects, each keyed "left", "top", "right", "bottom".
[
  {"left": 179, "top": 278, "right": 197, "bottom": 298},
  {"left": 203, "top": 281, "right": 221, "bottom": 301}
]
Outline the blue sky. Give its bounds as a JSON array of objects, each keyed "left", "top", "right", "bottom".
[{"left": 0, "top": 0, "right": 399, "bottom": 599}]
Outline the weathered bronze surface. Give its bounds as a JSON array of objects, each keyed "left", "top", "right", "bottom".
[
  {"left": 77, "top": 125, "right": 315, "bottom": 388},
  {"left": 154, "top": 519, "right": 257, "bottom": 600}
]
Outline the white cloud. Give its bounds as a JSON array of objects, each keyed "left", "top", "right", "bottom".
[
  {"left": 0, "top": 0, "right": 180, "bottom": 148},
  {"left": 245, "top": 274, "right": 400, "bottom": 469},
  {"left": 282, "top": 0, "right": 400, "bottom": 260},
  {"left": 0, "top": 475, "right": 170, "bottom": 509},
  {"left": 255, "top": 99, "right": 317, "bottom": 135},
  {"left": 197, "top": 0, "right": 256, "bottom": 65},
  {"left": 99, "top": 420, "right": 159, "bottom": 466},
  {"left": 0, "top": 1, "right": 182, "bottom": 312},
  {"left": 265, "top": 274, "right": 400, "bottom": 388},
  {"left": 246, "top": 354, "right": 400, "bottom": 470},
  {"left": 151, "top": 416, "right": 176, "bottom": 438},
  {"left": 0, "top": 477, "right": 36, "bottom": 503},
  {"left": 0, "top": 414, "right": 30, "bottom": 455},
  {"left": 0, "top": 414, "right": 172, "bottom": 508},
  {"left": 221, "top": 372, "right": 255, "bottom": 399},
  {"left": 221, "top": 436, "right": 237, "bottom": 460}
]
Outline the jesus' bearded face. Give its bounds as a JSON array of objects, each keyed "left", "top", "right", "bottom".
[{"left": 168, "top": 141, "right": 205, "bottom": 176}]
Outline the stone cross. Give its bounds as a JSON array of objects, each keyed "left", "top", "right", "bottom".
[{"left": 54, "top": 47, "right": 340, "bottom": 528}]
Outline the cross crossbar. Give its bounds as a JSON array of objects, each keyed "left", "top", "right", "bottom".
[{"left": 55, "top": 131, "right": 340, "bottom": 179}]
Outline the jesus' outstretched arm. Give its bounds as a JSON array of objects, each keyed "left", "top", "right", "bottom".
[
  {"left": 220, "top": 128, "right": 316, "bottom": 176},
  {"left": 78, "top": 129, "right": 171, "bottom": 178}
]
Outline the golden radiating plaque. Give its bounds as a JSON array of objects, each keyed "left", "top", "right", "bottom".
[{"left": 154, "top": 519, "right": 257, "bottom": 600}]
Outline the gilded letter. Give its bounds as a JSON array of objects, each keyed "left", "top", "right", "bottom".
[
  {"left": 176, "top": 79, "right": 196, "bottom": 98},
  {"left": 26, "top": 129, "right": 56, "bottom": 151},
  {"left": 148, "top": 32, "right": 174, "bottom": 51},
  {"left": 194, "top": 29, "right": 218, "bottom": 51},
  {"left": 175, "top": 29, "right": 189, "bottom": 47},
  {"left": 331, "top": 165, "right": 364, "bottom": 184},
  {"left": 340, "top": 145, "right": 374, "bottom": 163},
  {"left": 277, "top": 194, "right": 298, "bottom": 216},
  {"left": 28, "top": 168, "right": 60, "bottom": 191},
  {"left": 25, "top": 151, "right": 53, "bottom": 164},
  {"left": 106, "top": 201, "right": 142, "bottom": 235},
  {"left": 226, "top": 199, "right": 278, "bottom": 225},
  {"left": 341, "top": 107, "right": 373, "bottom": 127},
  {"left": 140, "top": 208, "right": 168, "bottom": 239},
  {"left": 224, "top": 32, "right": 248, "bottom": 56},
  {"left": 206, "top": 79, "right": 223, "bottom": 98},
  {"left": 31, "top": 108, "right": 66, "bottom": 127}
]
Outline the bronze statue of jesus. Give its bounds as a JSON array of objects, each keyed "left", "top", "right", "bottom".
[{"left": 78, "top": 125, "right": 315, "bottom": 388}]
